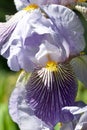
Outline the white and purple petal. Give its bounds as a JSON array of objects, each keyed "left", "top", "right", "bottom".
[
  {"left": 7, "top": 43, "right": 36, "bottom": 71},
  {"left": 25, "top": 63, "right": 77, "bottom": 126},
  {"left": 42, "top": 4, "right": 85, "bottom": 56},
  {"left": 9, "top": 71, "right": 52, "bottom": 130},
  {"left": 2, "top": 8, "right": 55, "bottom": 71},
  {"left": 0, "top": 10, "right": 26, "bottom": 52},
  {"left": 35, "top": 42, "right": 67, "bottom": 66},
  {"left": 1, "top": 5, "right": 85, "bottom": 72},
  {"left": 75, "top": 112, "right": 87, "bottom": 130}
]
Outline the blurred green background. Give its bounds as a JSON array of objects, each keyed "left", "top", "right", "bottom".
[{"left": 0, "top": 1, "right": 87, "bottom": 130}]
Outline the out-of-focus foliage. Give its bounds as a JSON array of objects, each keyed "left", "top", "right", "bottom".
[
  {"left": 0, "top": 67, "right": 18, "bottom": 127},
  {"left": 0, "top": 70, "right": 20, "bottom": 130},
  {"left": 0, "top": 0, "right": 16, "bottom": 21},
  {"left": 76, "top": 81, "right": 87, "bottom": 103}
]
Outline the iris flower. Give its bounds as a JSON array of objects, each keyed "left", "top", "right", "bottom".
[{"left": 0, "top": 3, "right": 86, "bottom": 130}]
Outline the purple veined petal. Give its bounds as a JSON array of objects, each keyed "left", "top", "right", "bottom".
[
  {"left": 42, "top": 4, "right": 85, "bottom": 56},
  {"left": 25, "top": 63, "right": 77, "bottom": 126},
  {"left": 0, "top": 22, "right": 16, "bottom": 51},
  {"left": 70, "top": 55, "right": 87, "bottom": 87},
  {"left": 9, "top": 71, "right": 52, "bottom": 130},
  {"left": 60, "top": 109, "right": 74, "bottom": 123},
  {"left": 0, "top": 10, "right": 26, "bottom": 52}
]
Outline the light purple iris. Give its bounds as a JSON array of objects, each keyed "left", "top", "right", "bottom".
[
  {"left": 0, "top": 4, "right": 86, "bottom": 130},
  {"left": 0, "top": 5, "right": 85, "bottom": 72},
  {"left": 0, "top": 4, "right": 86, "bottom": 86},
  {"left": 14, "top": 0, "right": 77, "bottom": 10}
]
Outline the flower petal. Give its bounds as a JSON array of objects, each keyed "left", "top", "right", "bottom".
[
  {"left": 14, "top": 0, "right": 77, "bottom": 10},
  {"left": 0, "top": 10, "right": 26, "bottom": 52},
  {"left": 7, "top": 43, "right": 36, "bottom": 71},
  {"left": 71, "top": 55, "right": 87, "bottom": 87},
  {"left": 9, "top": 71, "right": 52, "bottom": 130},
  {"left": 1, "top": 5, "right": 85, "bottom": 72},
  {"left": 9, "top": 71, "right": 27, "bottom": 123},
  {"left": 14, "top": 0, "right": 30, "bottom": 10},
  {"left": 63, "top": 105, "right": 87, "bottom": 115},
  {"left": 62, "top": 103, "right": 87, "bottom": 130},
  {"left": 75, "top": 112, "right": 87, "bottom": 130},
  {"left": 42, "top": 4, "right": 85, "bottom": 56},
  {"left": 35, "top": 42, "right": 67, "bottom": 66},
  {"left": 25, "top": 63, "right": 77, "bottom": 125},
  {"left": 29, "top": 0, "right": 59, "bottom": 5},
  {"left": 2, "top": 9, "right": 55, "bottom": 71},
  {"left": 79, "top": 112, "right": 87, "bottom": 123}
]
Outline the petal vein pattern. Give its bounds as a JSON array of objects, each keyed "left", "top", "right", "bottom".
[{"left": 25, "top": 63, "right": 77, "bottom": 125}]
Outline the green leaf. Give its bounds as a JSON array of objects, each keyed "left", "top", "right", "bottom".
[{"left": 0, "top": 103, "right": 19, "bottom": 130}]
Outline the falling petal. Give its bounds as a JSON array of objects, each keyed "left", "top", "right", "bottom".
[{"left": 25, "top": 63, "right": 77, "bottom": 125}]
